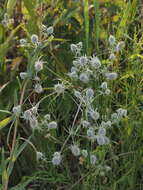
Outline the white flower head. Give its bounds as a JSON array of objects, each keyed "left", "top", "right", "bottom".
[
  {"left": 35, "top": 83, "right": 43, "bottom": 94},
  {"left": 81, "top": 120, "right": 90, "bottom": 128},
  {"left": 47, "top": 26, "right": 54, "bottom": 35},
  {"left": 90, "top": 56, "right": 101, "bottom": 69},
  {"left": 109, "top": 35, "right": 116, "bottom": 46},
  {"left": 78, "top": 55, "right": 88, "bottom": 66},
  {"left": 116, "top": 108, "right": 127, "bottom": 118},
  {"left": 105, "top": 89, "right": 111, "bottom": 95},
  {"left": 36, "top": 151, "right": 44, "bottom": 161},
  {"left": 12, "top": 105, "right": 21, "bottom": 116},
  {"left": 101, "top": 82, "right": 108, "bottom": 90},
  {"left": 31, "top": 34, "right": 38, "bottom": 44},
  {"left": 79, "top": 72, "right": 89, "bottom": 83},
  {"left": 54, "top": 83, "right": 65, "bottom": 94},
  {"left": 98, "top": 127, "right": 106, "bottom": 136},
  {"left": 35, "top": 60, "right": 43, "bottom": 72},
  {"left": 68, "top": 71, "right": 78, "bottom": 80},
  {"left": 105, "top": 72, "right": 118, "bottom": 80},
  {"left": 48, "top": 121, "right": 57, "bottom": 130},
  {"left": 52, "top": 152, "right": 61, "bottom": 166},
  {"left": 20, "top": 72, "right": 27, "bottom": 80},
  {"left": 20, "top": 39, "right": 27, "bottom": 46},
  {"left": 87, "top": 127, "right": 95, "bottom": 138},
  {"left": 96, "top": 135, "right": 106, "bottom": 145},
  {"left": 23, "top": 109, "right": 32, "bottom": 120},
  {"left": 116, "top": 41, "right": 125, "bottom": 52},
  {"left": 89, "top": 110, "right": 100, "bottom": 121},
  {"left": 86, "top": 88, "right": 94, "bottom": 99},
  {"left": 71, "top": 145, "right": 80, "bottom": 156},
  {"left": 30, "top": 117, "right": 38, "bottom": 130}
]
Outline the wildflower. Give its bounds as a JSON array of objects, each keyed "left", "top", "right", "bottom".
[
  {"left": 86, "top": 88, "right": 94, "bottom": 99},
  {"left": 35, "top": 60, "right": 43, "bottom": 72},
  {"left": 96, "top": 135, "right": 106, "bottom": 145},
  {"left": 47, "top": 26, "right": 54, "bottom": 35},
  {"left": 116, "top": 108, "right": 127, "bottom": 118},
  {"left": 20, "top": 39, "right": 27, "bottom": 46},
  {"left": 44, "top": 114, "right": 51, "bottom": 121},
  {"left": 105, "top": 72, "right": 118, "bottom": 80},
  {"left": 98, "top": 127, "right": 106, "bottom": 136},
  {"left": 105, "top": 88, "right": 111, "bottom": 95},
  {"left": 31, "top": 34, "right": 38, "bottom": 44},
  {"left": 111, "top": 113, "right": 119, "bottom": 123},
  {"left": 48, "top": 121, "right": 57, "bottom": 130},
  {"left": 70, "top": 44, "right": 77, "bottom": 52},
  {"left": 20, "top": 72, "right": 27, "bottom": 80},
  {"left": 89, "top": 110, "right": 100, "bottom": 121},
  {"left": 101, "top": 82, "right": 108, "bottom": 89},
  {"left": 36, "top": 151, "right": 44, "bottom": 161},
  {"left": 52, "top": 152, "right": 61, "bottom": 166},
  {"left": 23, "top": 110, "right": 32, "bottom": 120},
  {"left": 35, "top": 83, "right": 43, "bottom": 94},
  {"left": 116, "top": 41, "right": 125, "bottom": 52},
  {"left": 54, "top": 83, "right": 65, "bottom": 94},
  {"left": 90, "top": 155, "right": 97, "bottom": 165},
  {"left": 90, "top": 56, "right": 101, "bottom": 69},
  {"left": 101, "top": 121, "right": 112, "bottom": 128},
  {"left": 71, "top": 66, "right": 78, "bottom": 73},
  {"left": 87, "top": 127, "right": 95, "bottom": 138},
  {"left": 30, "top": 117, "right": 38, "bottom": 130},
  {"left": 68, "top": 71, "right": 78, "bottom": 80},
  {"left": 31, "top": 106, "right": 38, "bottom": 115},
  {"left": 12, "top": 105, "right": 21, "bottom": 116},
  {"left": 81, "top": 149, "right": 88, "bottom": 158},
  {"left": 109, "top": 35, "right": 116, "bottom": 46},
  {"left": 76, "top": 42, "right": 82, "bottom": 49},
  {"left": 79, "top": 72, "right": 89, "bottom": 83},
  {"left": 71, "top": 145, "right": 80, "bottom": 156},
  {"left": 74, "top": 90, "right": 82, "bottom": 99},
  {"left": 81, "top": 120, "right": 90, "bottom": 128},
  {"left": 78, "top": 55, "right": 88, "bottom": 66}
]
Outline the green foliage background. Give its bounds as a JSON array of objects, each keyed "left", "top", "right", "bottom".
[{"left": 0, "top": 0, "right": 143, "bottom": 189}]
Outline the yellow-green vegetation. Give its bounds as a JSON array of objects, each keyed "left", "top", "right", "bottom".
[{"left": 0, "top": 0, "right": 142, "bottom": 189}]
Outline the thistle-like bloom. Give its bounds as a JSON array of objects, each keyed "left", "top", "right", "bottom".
[
  {"left": 90, "top": 56, "right": 101, "bottom": 69},
  {"left": 20, "top": 39, "right": 27, "bottom": 46},
  {"left": 35, "top": 83, "right": 43, "bottom": 94},
  {"left": 20, "top": 72, "right": 27, "bottom": 80},
  {"left": 109, "top": 35, "right": 116, "bottom": 46},
  {"left": 71, "top": 145, "right": 80, "bottom": 156},
  {"left": 12, "top": 105, "right": 21, "bottom": 116},
  {"left": 47, "top": 26, "right": 54, "bottom": 35},
  {"left": 86, "top": 88, "right": 94, "bottom": 99},
  {"left": 23, "top": 110, "right": 32, "bottom": 120},
  {"left": 52, "top": 152, "right": 61, "bottom": 166},
  {"left": 48, "top": 121, "right": 57, "bottom": 130},
  {"left": 89, "top": 109, "right": 100, "bottom": 121},
  {"left": 31, "top": 34, "right": 38, "bottom": 44},
  {"left": 79, "top": 72, "right": 89, "bottom": 83},
  {"left": 87, "top": 127, "right": 95, "bottom": 138},
  {"left": 54, "top": 83, "right": 65, "bottom": 94},
  {"left": 35, "top": 60, "right": 43, "bottom": 72},
  {"left": 101, "top": 82, "right": 108, "bottom": 89},
  {"left": 105, "top": 72, "right": 118, "bottom": 80}
]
